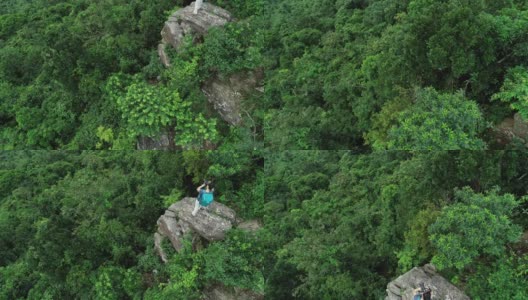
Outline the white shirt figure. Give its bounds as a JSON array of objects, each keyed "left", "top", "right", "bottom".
[{"left": 194, "top": 0, "right": 203, "bottom": 14}]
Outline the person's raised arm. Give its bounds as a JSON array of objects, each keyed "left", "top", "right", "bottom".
[{"left": 197, "top": 183, "right": 205, "bottom": 192}]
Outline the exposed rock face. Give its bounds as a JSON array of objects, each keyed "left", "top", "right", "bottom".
[
  {"left": 495, "top": 116, "right": 516, "bottom": 145},
  {"left": 158, "top": 43, "right": 171, "bottom": 68},
  {"left": 203, "top": 284, "right": 264, "bottom": 300},
  {"left": 159, "top": 2, "right": 233, "bottom": 67},
  {"left": 386, "top": 264, "right": 469, "bottom": 300},
  {"left": 153, "top": 232, "right": 168, "bottom": 263},
  {"left": 513, "top": 113, "right": 528, "bottom": 140},
  {"left": 153, "top": 198, "right": 264, "bottom": 298},
  {"left": 202, "top": 69, "right": 264, "bottom": 125},
  {"left": 154, "top": 197, "right": 237, "bottom": 259},
  {"left": 157, "top": 3, "right": 264, "bottom": 127},
  {"left": 167, "top": 197, "right": 236, "bottom": 241}
]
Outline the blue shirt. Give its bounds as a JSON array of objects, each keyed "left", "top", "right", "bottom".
[{"left": 199, "top": 189, "right": 214, "bottom": 206}]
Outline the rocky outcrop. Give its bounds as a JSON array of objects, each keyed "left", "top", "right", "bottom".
[
  {"left": 386, "top": 264, "right": 469, "bottom": 300},
  {"left": 154, "top": 197, "right": 237, "bottom": 259},
  {"left": 153, "top": 232, "right": 168, "bottom": 263},
  {"left": 202, "top": 69, "right": 264, "bottom": 125},
  {"left": 143, "top": 2, "right": 262, "bottom": 149},
  {"left": 159, "top": 2, "right": 233, "bottom": 67},
  {"left": 158, "top": 2, "right": 264, "bottom": 127},
  {"left": 153, "top": 198, "right": 264, "bottom": 298},
  {"left": 154, "top": 197, "right": 264, "bottom": 263}
]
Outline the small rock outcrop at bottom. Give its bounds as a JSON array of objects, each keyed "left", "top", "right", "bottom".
[
  {"left": 386, "top": 264, "right": 469, "bottom": 300},
  {"left": 155, "top": 197, "right": 237, "bottom": 260}
]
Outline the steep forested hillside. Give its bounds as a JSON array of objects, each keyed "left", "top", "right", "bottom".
[
  {"left": 0, "top": 150, "right": 263, "bottom": 299},
  {"left": 0, "top": 0, "right": 263, "bottom": 150},
  {"left": 1, "top": 151, "right": 527, "bottom": 299},
  {"left": 2, "top": 0, "right": 528, "bottom": 299},
  {"left": 3, "top": 0, "right": 527, "bottom": 150},
  {"left": 261, "top": 0, "right": 528, "bottom": 149},
  {"left": 264, "top": 150, "right": 528, "bottom": 298}
]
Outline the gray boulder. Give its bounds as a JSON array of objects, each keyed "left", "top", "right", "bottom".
[
  {"left": 495, "top": 116, "right": 516, "bottom": 145},
  {"left": 158, "top": 43, "right": 171, "bottom": 68},
  {"left": 167, "top": 197, "right": 236, "bottom": 241},
  {"left": 155, "top": 197, "right": 237, "bottom": 260},
  {"left": 386, "top": 264, "right": 469, "bottom": 300}
]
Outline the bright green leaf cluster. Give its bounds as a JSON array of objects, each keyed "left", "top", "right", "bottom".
[
  {"left": 492, "top": 66, "right": 528, "bottom": 120},
  {"left": 105, "top": 74, "right": 217, "bottom": 148},
  {"left": 429, "top": 187, "right": 522, "bottom": 270},
  {"left": 385, "top": 88, "right": 486, "bottom": 150}
]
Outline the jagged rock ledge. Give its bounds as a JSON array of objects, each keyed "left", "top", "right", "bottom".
[
  {"left": 203, "top": 283, "right": 264, "bottom": 300},
  {"left": 155, "top": 197, "right": 236, "bottom": 261},
  {"left": 386, "top": 264, "right": 469, "bottom": 300},
  {"left": 140, "top": 2, "right": 264, "bottom": 149},
  {"left": 154, "top": 197, "right": 262, "bottom": 263},
  {"left": 158, "top": 2, "right": 264, "bottom": 127}
]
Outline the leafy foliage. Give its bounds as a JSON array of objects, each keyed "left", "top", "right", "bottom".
[
  {"left": 0, "top": 149, "right": 265, "bottom": 299},
  {"left": 429, "top": 187, "right": 522, "bottom": 270},
  {"left": 202, "top": 230, "right": 265, "bottom": 292},
  {"left": 262, "top": 150, "right": 528, "bottom": 299},
  {"left": 384, "top": 88, "right": 486, "bottom": 150},
  {"left": 201, "top": 22, "right": 263, "bottom": 76},
  {"left": 2, "top": 1, "right": 528, "bottom": 300},
  {"left": 465, "top": 255, "right": 528, "bottom": 299},
  {"left": 492, "top": 66, "right": 528, "bottom": 119},
  {"left": 261, "top": 0, "right": 528, "bottom": 149},
  {"left": 105, "top": 74, "right": 217, "bottom": 147}
]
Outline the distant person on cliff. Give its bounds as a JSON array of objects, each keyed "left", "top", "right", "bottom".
[
  {"left": 192, "top": 180, "right": 214, "bottom": 216},
  {"left": 193, "top": 0, "right": 203, "bottom": 14}
]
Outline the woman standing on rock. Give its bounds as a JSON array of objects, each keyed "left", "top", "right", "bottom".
[{"left": 192, "top": 180, "right": 214, "bottom": 216}]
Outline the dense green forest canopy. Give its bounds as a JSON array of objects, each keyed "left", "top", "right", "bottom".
[
  {"left": 0, "top": 0, "right": 264, "bottom": 150},
  {"left": 262, "top": 0, "right": 528, "bottom": 149},
  {"left": 2, "top": 0, "right": 528, "bottom": 150},
  {"left": 264, "top": 150, "right": 528, "bottom": 299},
  {"left": 1, "top": 0, "right": 528, "bottom": 299},
  {"left": 0, "top": 150, "right": 263, "bottom": 299},
  {"left": 1, "top": 150, "right": 527, "bottom": 299}
]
